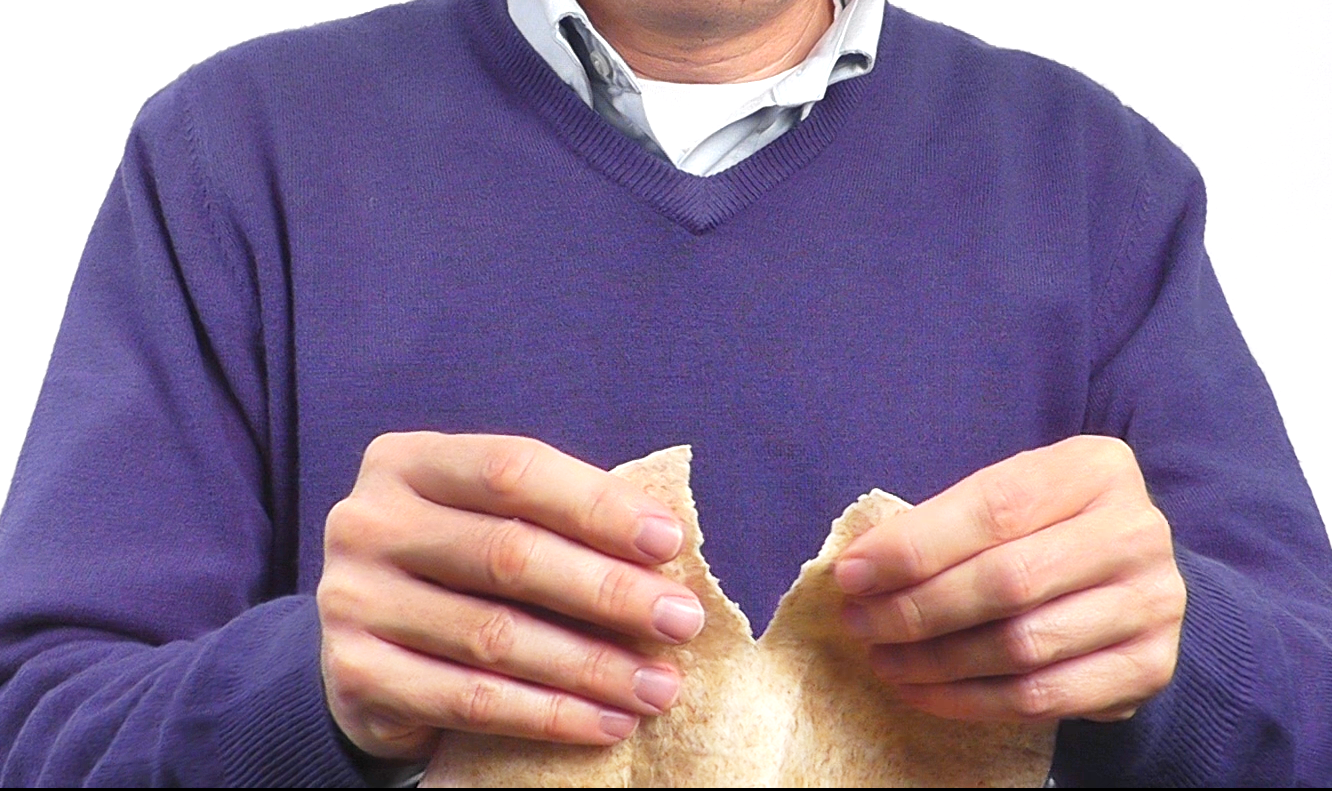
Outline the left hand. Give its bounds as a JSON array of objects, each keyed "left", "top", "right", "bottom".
[{"left": 833, "top": 435, "right": 1186, "bottom": 722}]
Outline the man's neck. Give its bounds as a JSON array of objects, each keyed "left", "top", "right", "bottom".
[{"left": 575, "top": 0, "right": 835, "bottom": 83}]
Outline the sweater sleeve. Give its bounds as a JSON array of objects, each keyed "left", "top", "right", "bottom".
[
  {"left": 1053, "top": 113, "right": 1332, "bottom": 786},
  {"left": 0, "top": 76, "right": 364, "bottom": 786}
]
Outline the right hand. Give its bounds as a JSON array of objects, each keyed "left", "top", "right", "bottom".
[{"left": 317, "top": 433, "right": 706, "bottom": 761}]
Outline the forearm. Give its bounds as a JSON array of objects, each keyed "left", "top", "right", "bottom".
[
  {"left": 0, "top": 597, "right": 364, "bottom": 786},
  {"left": 0, "top": 65, "right": 343, "bottom": 784}
]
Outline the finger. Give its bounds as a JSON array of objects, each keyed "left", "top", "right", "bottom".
[
  {"left": 344, "top": 567, "right": 682, "bottom": 715},
  {"left": 888, "top": 629, "right": 1180, "bottom": 722},
  {"left": 324, "top": 632, "right": 641, "bottom": 759},
  {"left": 866, "top": 583, "right": 1157, "bottom": 684},
  {"left": 842, "top": 506, "right": 1148, "bottom": 643},
  {"left": 388, "top": 499, "right": 705, "bottom": 644},
  {"left": 363, "top": 433, "right": 686, "bottom": 565},
  {"left": 836, "top": 435, "right": 1143, "bottom": 596}
]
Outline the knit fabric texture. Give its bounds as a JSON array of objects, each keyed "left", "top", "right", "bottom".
[{"left": 1, "top": 0, "right": 1328, "bottom": 785}]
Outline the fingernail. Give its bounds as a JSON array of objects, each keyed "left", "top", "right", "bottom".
[
  {"left": 842, "top": 603, "right": 871, "bottom": 638},
  {"left": 652, "top": 595, "right": 705, "bottom": 643},
  {"left": 632, "top": 667, "right": 681, "bottom": 712},
  {"left": 635, "top": 516, "right": 683, "bottom": 563},
  {"left": 834, "top": 558, "right": 875, "bottom": 595},
  {"left": 599, "top": 711, "right": 638, "bottom": 740}
]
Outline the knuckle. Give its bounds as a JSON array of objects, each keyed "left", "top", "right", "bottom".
[
  {"left": 1104, "top": 641, "right": 1177, "bottom": 717},
  {"left": 1081, "top": 435, "right": 1139, "bottom": 487},
  {"left": 1150, "top": 655, "right": 1178, "bottom": 694},
  {"left": 315, "top": 575, "right": 365, "bottom": 623},
  {"left": 482, "top": 519, "right": 539, "bottom": 589},
  {"left": 1141, "top": 504, "right": 1172, "bottom": 541},
  {"left": 1010, "top": 674, "right": 1060, "bottom": 720},
  {"left": 466, "top": 607, "right": 518, "bottom": 667},
  {"left": 539, "top": 695, "right": 575, "bottom": 741},
  {"left": 323, "top": 496, "right": 381, "bottom": 555},
  {"left": 1091, "top": 435, "right": 1136, "bottom": 467},
  {"left": 321, "top": 642, "right": 376, "bottom": 700},
  {"left": 324, "top": 496, "right": 357, "bottom": 531},
  {"left": 893, "top": 535, "right": 932, "bottom": 584},
  {"left": 575, "top": 645, "right": 618, "bottom": 693},
  {"left": 361, "top": 711, "right": 423, "bottom": 755},
  {"left": 1141, "top": 567, "right": 1187, "bottom": 623},
  {"left": 1143, "top": 662, "right": 1175, "bottom": 699},
  {"left": 582, "top": 481, "right": 618, "bottom": 532},
  {"left": 456, "top": 678, "right": 506, "bottom": 730},
  {"left": 998, "top": 617, "right": 1048, "bottom": 672},
  {"left": 1138, "top": 636, "right": 1180, "bottom": 694},
  {"left": 979, "top": 473, "right": 1036, "bottom": 542},
  {"left": 991, "top": 551, "right": 1038, "bottom": 611},
  {"left": 363, "top": 431, "right": 412, "bottom": 470},
  {"left": 1163, "top": 568, "right": 1188, "bottom": 614},
  {"left": 593, "top": 564, "right": 640, "bottom": 617},
  {"left": 480, "top": 437, "right": 546, "bottom": 498},
  {"left": 892, "top": 593, "right": 930, "bottom": 642},
  {"left": 1105, "top": 512, "right": 1158, "bottom": 564}
]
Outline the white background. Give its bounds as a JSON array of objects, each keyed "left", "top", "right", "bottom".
[{"left": 1, "top": 2, "right": 1328, "bottom": 533}]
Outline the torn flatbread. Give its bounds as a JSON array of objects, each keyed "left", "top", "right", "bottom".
[{"left": 423, "top": 446, "right": 1055, "bottom": 787}]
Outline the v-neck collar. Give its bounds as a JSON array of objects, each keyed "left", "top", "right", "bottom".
[{"left": 467, "top": 0, "right": 887, "bottom": 234}]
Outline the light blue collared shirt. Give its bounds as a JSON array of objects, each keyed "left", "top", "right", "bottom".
[{"left": 508, "top": 0, "right": 885, "bottom": 176}]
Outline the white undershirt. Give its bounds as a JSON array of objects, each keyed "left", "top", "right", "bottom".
[
  {"left": 508, "top": 0, "right": 884, "bottom": 176},
  {"left": 636, "top": 67, "right": 798, "bottom": 167}
]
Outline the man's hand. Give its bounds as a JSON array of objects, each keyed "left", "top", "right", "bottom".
[
  {"left": 317, "top": 433, "right": 705, "bottom": 761},
  {"left": 834, "top": 435, "right": 1186, "bottom": 722}
]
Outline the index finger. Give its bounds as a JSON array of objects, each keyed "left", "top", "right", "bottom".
[
  {"left": 835, "top": 436, "right": 1141, "bottom": 596},
  {"left": 363, "top": 433, "right": 685, "bottom": 565}
]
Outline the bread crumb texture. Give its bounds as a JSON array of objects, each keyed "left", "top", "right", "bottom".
[{"left": 423, "top": 446, "right": 1055, "bottom": 787}]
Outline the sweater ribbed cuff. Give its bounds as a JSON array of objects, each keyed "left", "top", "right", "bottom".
[
  {"left": 1144, "top": 548, "right": 1258, "bottom": 784},
  {"left": 214, "top": 596, "right": 367, "bottom": 788},
  {"left": 1053, "top": 547, "right": 1258, "bottom": 785}
]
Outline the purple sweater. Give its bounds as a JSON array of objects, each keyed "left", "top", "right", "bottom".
[{"left": 1, "top": 0, "right": 1328, "bottom": 785}]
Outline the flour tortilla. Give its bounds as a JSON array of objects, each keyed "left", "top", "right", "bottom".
[{"left": 423, "top": 446, "right": 1055, "bottom": 787}]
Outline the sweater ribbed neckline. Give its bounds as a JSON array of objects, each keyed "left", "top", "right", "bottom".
[{"left": 465, "top": 0, "right": 886, "bottom": 234}]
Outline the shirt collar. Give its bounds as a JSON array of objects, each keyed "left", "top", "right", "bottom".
[
  {"left": 774, "top": 0, "right": 882, "bottom": 107},
  {"left": 508, "top": 0, "right": 884, "bottom": 108}
]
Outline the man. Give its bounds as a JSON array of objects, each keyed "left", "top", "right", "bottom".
[{"left": 0, "top": 0, "right": 1328, "bottom": 786}]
